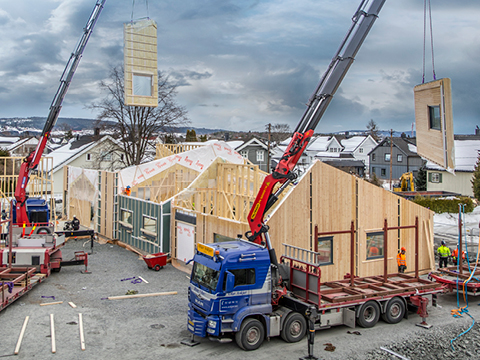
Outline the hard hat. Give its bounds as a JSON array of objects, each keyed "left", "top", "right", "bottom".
[
  {"left": 126, "top": 185, "right": 131, "bottom": 189},
  {"left": 441, "top": 240, "right": 446, "bottom": 245},
  {"left": 401, "top": 247, "right": 406, "bottom": 251}
]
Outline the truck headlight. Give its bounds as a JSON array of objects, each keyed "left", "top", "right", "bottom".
[{"left": 208, "top": 320, "right": 217, "bottom": 328}]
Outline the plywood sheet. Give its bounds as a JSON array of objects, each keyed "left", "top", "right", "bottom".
[
  {"left": 124, "top": 19, "right": 158, "bottom": 107},
  {"left": 414, "top": 78, "right": 455, "bottom": 171}
]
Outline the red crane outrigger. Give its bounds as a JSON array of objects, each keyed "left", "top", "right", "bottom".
[
  {"left": 246, "top": 0, "right": 386, "bottom": 267},
  {"left": 13, "top": 0, "right": 107, "bottom": 226}
]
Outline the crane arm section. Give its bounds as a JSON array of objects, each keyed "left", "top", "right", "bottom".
[
  {"left": 14, "top": 0, "right": 107, "bottom": 225},
  {"left": 246, "top": 0, "right": 386, "bottom": 246}
]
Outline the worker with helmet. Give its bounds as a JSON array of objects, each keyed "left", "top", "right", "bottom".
[
  {"left": 452, "top": 246, "right": 465, "bottom": 266},
  {"left": 125, "top": 185, "right": 131, "bottom": 196},
  {"left": 397, "top": 247, "right": 407, "bottom": 273},
  {"left": 437, "top": 240, "right": 451, "bottom": 269},
  {"left": 72, "top": 215, "right": 80, "bottom": 231}
]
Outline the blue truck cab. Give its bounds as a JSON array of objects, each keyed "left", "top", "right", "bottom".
[{"left": 187, "top": 240, "right": 278, "bottom": 350}]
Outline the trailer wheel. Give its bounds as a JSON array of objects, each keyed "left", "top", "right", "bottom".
[
  {"left": 52, "top": 266, "right": 61, "bottom": 273},
  {"left": 154, "top": 265, "right": 161, "bottom": 271},
  {"left": 382, "top": 297, "right": 405, "bottom": 324},
  {"left": 357, "top": 301, "right": 380, "bottom": 328},
  {"left": 281, "top": 312, "right": 306, "bottom": 343},
  {"left": 36, "top": 227, "right": 51, "bottom": 234},
  {"left": 235, "top": 318, "right": 264, "bottom": 351}
]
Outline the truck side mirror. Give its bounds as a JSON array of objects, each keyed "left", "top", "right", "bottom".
[{"left": 225, "top": 271, "right": 235, "bottom": 292}]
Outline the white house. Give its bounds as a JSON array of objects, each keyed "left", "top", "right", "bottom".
[
  {"left": 340, "top": 135, "right": 378, "bottom": 173},
  {"left": 426, "top": 136, "right": 480, "bottom": 197}
]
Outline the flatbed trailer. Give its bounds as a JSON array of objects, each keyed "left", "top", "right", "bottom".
[
  {"left": 0, "top": 267, "right": 46, "bottom": 312},
  {"left": 429, "top": 264, "right": 480, "bottom": 296},
  {"left": 280, "top": 249, "right": 445, "bottom": 330}
]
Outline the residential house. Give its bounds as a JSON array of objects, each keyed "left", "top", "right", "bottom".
[
  {"left": 48, "top": 134, "right": 124, "bottom": 197},
  {"left": 339, "top": 135, "right": 378, "bottom": 173},
  {"left": 369, "top": 137, "right": 424, "bottom": 181},
  {"left": 236, "top": 138, "right": 270, "bottom": 172},
  {"left": 426, "top": 135, "right": 480, "bottom": 197},
  {"left": 271, "top": 137, "right": 310, "bottom": 174}
]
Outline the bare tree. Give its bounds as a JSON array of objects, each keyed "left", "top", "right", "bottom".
[
  {"left": 89, "top": 66, "right": 189, "bottom": 166},
  {"left": 366, "top": 119, "right": 380, "bottom": 142},
  {"left": 267, "top": 123, "right": 291, "bottom": 144}
]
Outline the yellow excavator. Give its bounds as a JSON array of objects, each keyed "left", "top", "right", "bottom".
[{"left": 393, "top": 172, "right": 415, "bottom": 192}]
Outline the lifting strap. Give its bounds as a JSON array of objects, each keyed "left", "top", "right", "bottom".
[{"left": 422, "top": 0, "right": 436, "bottom": 83}]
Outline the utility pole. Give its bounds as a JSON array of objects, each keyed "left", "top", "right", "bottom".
[
  {"left": 389, "top": 129, "right": 393, "bottom": 191},
  {"left": 267, "top": 123, "right": 271, "bottom": 173}
]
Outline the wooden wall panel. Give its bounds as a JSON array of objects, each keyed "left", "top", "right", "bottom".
[
  {"left": 124, "top": 19, "right": 158, "bottom": 107},
  {"left": 414, "top": 78, "right": 455, "bottom": 170}
]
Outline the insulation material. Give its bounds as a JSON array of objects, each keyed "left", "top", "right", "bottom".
[
  {"left": 124, "top": 19, "right": 158, "bottom": 107},
  {"left": 414, "top": 78, "right": 455, "bottom": 172},
  {"left": 118, "top": 142, "right": 245, "bottom": 193},
  {"left": 67, "top": 167, "right": 99, "bottom": 226}
]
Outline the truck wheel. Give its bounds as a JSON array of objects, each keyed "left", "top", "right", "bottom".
[
  {"left": 154, "top": 265, "right": 161, "bottom": 271},
  {"left": 235, "top": 318, "right": 264, "bottom": 351},
  {"left": 281, "top": 312, "right": 306, "bottom": 343},
  {"left": 381, "top": 297, "right": 405, "bottom": 324},
  {"left": 52, "top": 266, "right": 61, "bottom": 273},
  {"left": 357, "top": 301, "right": 380, "bottom": 328}
]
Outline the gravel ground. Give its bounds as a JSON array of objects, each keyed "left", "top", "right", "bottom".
[{"left": 1, "top": 238, "right": 480, "bottom": 360}]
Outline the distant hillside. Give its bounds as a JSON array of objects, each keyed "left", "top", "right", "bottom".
[{"left": 0, "top": 117, "right": 225, "bottom": 135}]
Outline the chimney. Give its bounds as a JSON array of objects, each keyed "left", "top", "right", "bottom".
[{"left": 476, "top": 126, "right": 480, "bottom": 136}]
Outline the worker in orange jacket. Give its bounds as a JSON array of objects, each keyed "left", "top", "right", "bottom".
[
  {"left": 397, "top": 247, "right": 406, "bottom": 273},
  {"left": 452, "top": 247, "right": 465, "bottom": 266}
]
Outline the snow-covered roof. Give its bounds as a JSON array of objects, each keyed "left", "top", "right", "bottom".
[
  {"left": 307, "top": 136, "right": 332, "bottom": 151},
  {"left": 340, "top": 136, "right": 366, "bottom": 152},
  {"left": 426, "top": 139, "right": 480, "bottom": 172},
  {"left": 48, "top": 141, "right": 93, "bottom": 171},
  {"left": 0, "top": 136, "right": 20, "bottom": 146},
  {"left": 314, "top": 151, "right": 342, "bottom": 158}
]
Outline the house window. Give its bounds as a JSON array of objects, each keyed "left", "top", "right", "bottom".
[
  {"left": 359, "top": 148, "right": 364, "bottom": 153},
  {"left": 256, "top": 150, "right": 264, "bottom": 162},
  {"left": 101, "top": 151, "right": 112, "bottom": 161},
  {"left": 385, "top": 153, "right": 391, "bottom": 162},
  {"left": 142, "top": 215, "right": 157, "bottom": 236},
  {"left": 214, "top": 233, "right": 236, "bottom": 243},
  {"left": 120, "top": 209, "right": 133, "bottom": 226},
  {"left": 366, "top": 232, "right": 384, "bottom": 260},
  {"left": 397, "top": 154, "right": 403, "bottom": 162},
  {"left": 316, "top": 236, "right": 333, "bottom": 265},
  {"left": 240, "top": 150, "right": 248, "bottom": 158},
  {"left": 133, "top": 74, "right": 153, "bottom": 96},
  {"left": 429, "top": 172, "right": 442, "bottom": 183},
  {"left": 372, "top": 153, "right": 376, "bottom": 161},
  {"left": 429, "top": 105, "right": 441, "bottom": 130},
  {"left": 381, "top": 168, "right": 386, "bottom": 177},
  {"left": 372, "top": 167, "right": 376, "bottom": 174},
  {"left": 86, "top": 153, "right": 92, "bottom": 161}
]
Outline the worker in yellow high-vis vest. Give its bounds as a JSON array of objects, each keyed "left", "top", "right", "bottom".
[
  {"left": 437, "top": 240, "right": 451, "bottom": 269},
  {"left": 397, "top": 247, "right": 406, "bottom": 273}
]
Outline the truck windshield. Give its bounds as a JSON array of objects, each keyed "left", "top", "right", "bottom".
[{"left": 192, "top": 262, "right": 220, "bottom": 292}]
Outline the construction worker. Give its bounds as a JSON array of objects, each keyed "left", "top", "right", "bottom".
[
  {"left": 437, "top": 240, "right": 451, "bottom": 269},
  {"left": 452, "top": 247, "right": 465, "bottom": 266},
  {"left": 397, "top": 247, "right": 406, "bottom": 273},
  {"left": 125, "top": 185, "right": 131, "bottom": 196},
  {"left": 72, "top": 215, "right": 80, "bottom": 231}
]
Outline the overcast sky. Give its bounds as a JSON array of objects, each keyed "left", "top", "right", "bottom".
[{"left": 0, "top": 0, "right": 479, "bottom": 134}]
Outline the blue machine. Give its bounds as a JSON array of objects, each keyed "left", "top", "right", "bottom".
[{"left": 12, "top": 198, "right": 50, "bottom": 225}]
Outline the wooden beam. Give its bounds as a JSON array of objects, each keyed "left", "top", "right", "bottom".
[
  {"left": 107, "top": 291, "right": 177, "bottom": 300},
  {"left": 14, "top": 316, "right": 29, "bottom": 355}
]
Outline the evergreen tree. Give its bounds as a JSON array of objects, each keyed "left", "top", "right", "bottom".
[
  {"left": 415, "top": 166, "right": 427, "bottom": 191},
  {"left": 472, "top": 155, "right": 480, "bottom": 201},
  {"left": 186, "top": 129, "right": 198, "bottom": 142}
]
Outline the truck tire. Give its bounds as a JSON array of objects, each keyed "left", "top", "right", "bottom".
[
  {"left": 36, "top": 227, "right": 52, "bottom": 234},
  {"left": 381, "top": 297, "right": 405, "bottom": 324},
  {"left": 281, "top": 312, "right": 306, "bottom": 343},
  {"left": 235, "top": 318, "right": 264, "bottom": 351},
  {"left": 357, "top": 301, "right": 380, "bottom": 328}
]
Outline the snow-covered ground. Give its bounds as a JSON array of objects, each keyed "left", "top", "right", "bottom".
[{"left": 434, "top": 206, "right": 480, "bottom": 255}]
